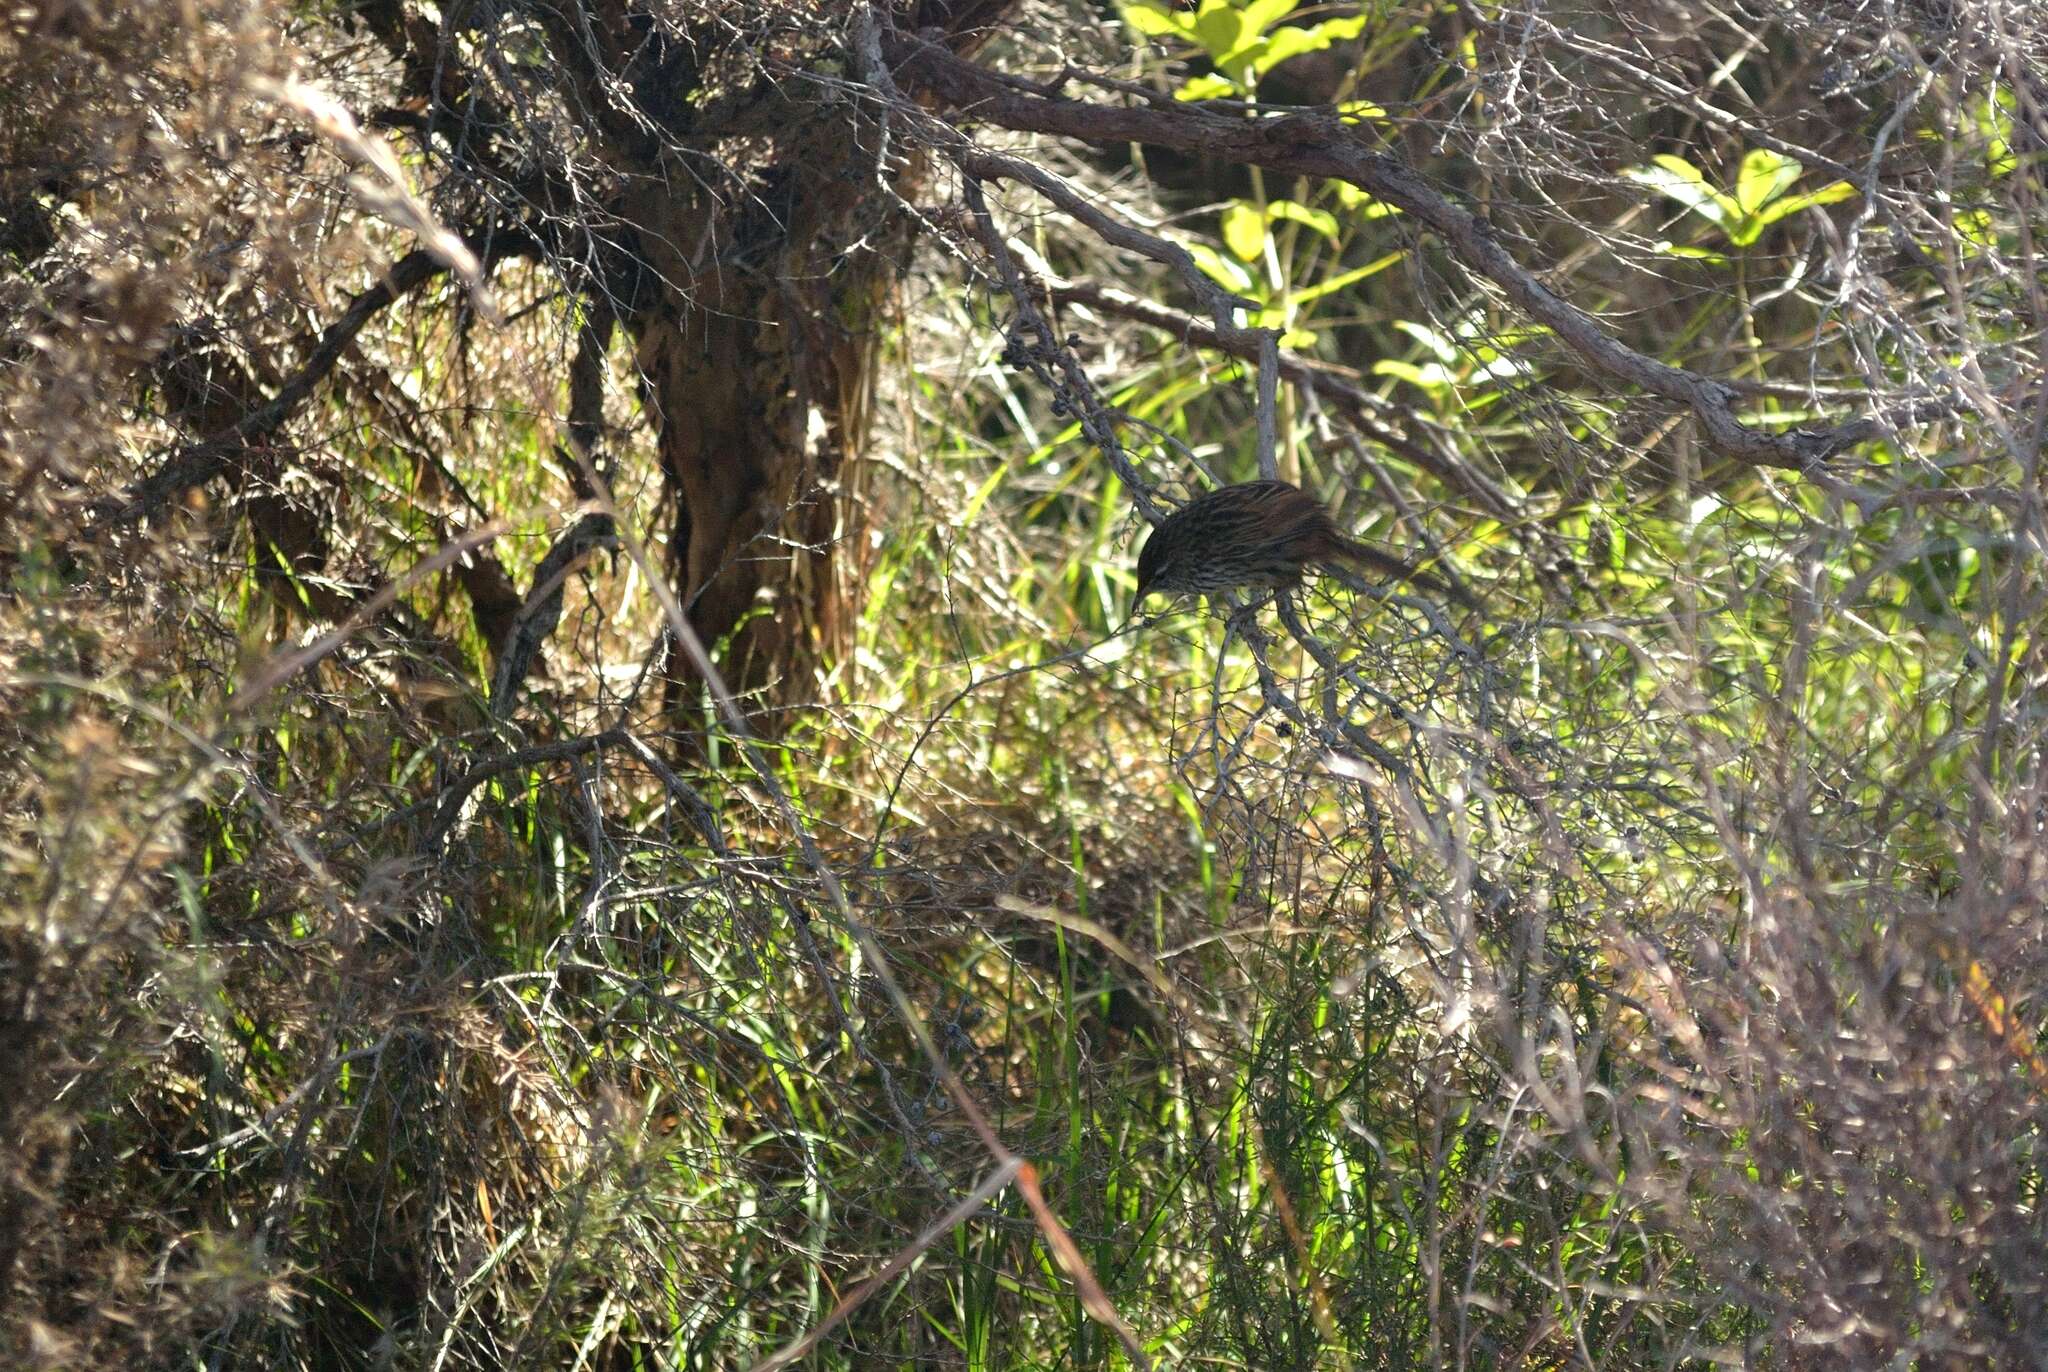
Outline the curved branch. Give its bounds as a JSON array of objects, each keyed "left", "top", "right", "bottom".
[
  {"left": 95, "top": 234, "right": 531, "bottom": 531},
  {"left": 488, "top": 512, "right": 619, "bottom": 718},
  {"left": 1047, "top": 277, "right": 1521, "bottom": 519},
  {"left": 887, "top": 33, "right": 1920, "bottom": 472}
]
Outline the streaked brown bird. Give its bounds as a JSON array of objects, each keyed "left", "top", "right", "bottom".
[{"left": 1133, "top": 479, "right": 1459, "bottom": 608}]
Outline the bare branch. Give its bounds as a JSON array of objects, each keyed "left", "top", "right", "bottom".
[
  {"left": 852, "top": 7, "right": 1290, "bottom": 509},
  {"left": 93, "top": 237, "right": 527, "bottom": 531},
  {"left": 1048, "top": 277, "right": 1522, "bottom": 519},
  {"left": 886, "top": 33, "right": 1931, "bottom": 471}
]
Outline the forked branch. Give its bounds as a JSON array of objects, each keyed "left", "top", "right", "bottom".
[{"left": 885, "top": 30, "right": 1928, "bottom": 472}]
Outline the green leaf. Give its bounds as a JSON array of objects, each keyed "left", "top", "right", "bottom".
[
  {"left": 1734, "top": 149, "right": 1800, "bottom": 216},
  {"left": 1215, "top": 40, "right": 1265, "bottom": 83},
  {"left": 1289, "top": 250, "right": 1403, "bottom": 304},
  {"left": 1220, "top": 202, "right": 1267, "bottom": 261},
  {"left": 1373, "top": 358, "right": 1457, "bottom": 393},
  {"left": 1120, "top": 2, "right": 1188, "bottom": 38},
  {"left": 1651, "top": 239, "right": 1729, "bottom": 264},
  {"left": 1257, "top": 14, "right": 1369, "bottom": 69},
  {"left": 1393, "top": 319, "right": 1457, "bottom": 364},
  {"left": 1239, "top": 0, "right": 1299, "bottom": 38},
  {"left": 1725, "top": 215, "right": 1766, "bottom": 246},
  {"left": 1329, "top": 181, "right": 1402, "bottom": 218},
  {"left": 1621, "top": 154, "right": 1734, "bottom": 227},
  {"left": 1982, "top": 91, "right": 2018, "bottom": 177},
  {"left": 1473, "top": 348, "right": 1532, "bottom": 381},
  {"left": 1751, "top": 179, "right": 1857, "bottom": 228},
  {"left": 1953, "top": 207, "right": 1996, "bottom": 253},
  {"left": 1192, "top": 0, "right": 1245, "bottom": 60},
  {"left": 1174, "top": 73, "right": 1239, "bottom": 101},
  {"left": 1265, "top": 200, "right": 1340, "bottom": 241},
  {"left": 1187, "top": 241, "right": 1254, "bottom": 292}
]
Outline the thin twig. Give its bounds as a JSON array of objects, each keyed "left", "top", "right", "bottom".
[{"left": 887, "top": 32, "right": 1946, "bottom": 471}]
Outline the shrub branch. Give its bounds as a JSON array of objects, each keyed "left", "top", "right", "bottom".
[{"left": 886, "top": 31, "right": 1928, "bottom": 472}]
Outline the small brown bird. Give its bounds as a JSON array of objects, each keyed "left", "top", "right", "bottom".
[{"left": 1133, "top": 479, "right": 1459, "bottom": 608}]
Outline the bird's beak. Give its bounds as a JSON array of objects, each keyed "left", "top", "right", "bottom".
[{"left": 1121, "top": 584, "right": 1151, "bottom": 630}]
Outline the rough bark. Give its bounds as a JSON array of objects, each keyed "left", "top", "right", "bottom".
[{"left": 529, "top": 4, "right": 1012, "bottom": 715}]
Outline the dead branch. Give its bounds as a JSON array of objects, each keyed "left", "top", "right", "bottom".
[
  {"left": 885, "top": 31, "right": 1927, "bottom": 472},
  {"left": 1048, "top": 277, "right": 1522, "bottom": 520},
  {"left": 94, "top": 234, "right": 529, "bottom": 532}
]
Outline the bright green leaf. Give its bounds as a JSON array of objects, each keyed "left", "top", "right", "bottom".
[
  {"left": 1954, "top": 207, "right": 1996, "bottom": 252},
  {"left": 1240, "top": 0, "right": 1299, "bottom": 38},
  {"left": 1119, "top": 3, "right": 1188, "bottom": 38},
  {"left": 1187, "top": 241, "right": 1255, "bottom": 292},
  {"left": 1474, "top": 350, "right": 1532, "bottom": 381},
  {"left": 1174, "top": 73, "right": 1239, "bottom": 101},
  {"left": 1220, "top": 202, "right": 1267, "bottom": 261},
  {"left": 1329, "top": 181, "right": 1402, "bottom": 218},
  {"left": 1374, "top": 358, "right": 1457, "bottom": 392},
  {"left": 1215, "top": 38, "right": 1267, "bottom": 83},
  {"left": 1751, "top": 179, "right": 1857, "bottom": 227},
  {"left": 1265, "top": 200, "right": 1340, "bottom": 241},
  {"left": 1975, "top": 90, "right": 2017, "bottom": 177},
  {"left": 1621, "top": 154, "right": 1734, "bottom": 227},
  {"left": 1290, "top": 250, "right": 1403, "bottom": 304},
  {"left": 1735, "top": 149, "right": 1800, "bottom": 216},
  {"left": 1651, "top": 239, "right": 1729, "bottom": 264},
  {"left": 1258, "top": 15, "right": 1369, "bottom": 70},
  {"left": 1393, "top": 319, "right": 1457, "bottom": 364},
  {"left": 1192, "top": 0, "right": 1245, "bottom": 60}
]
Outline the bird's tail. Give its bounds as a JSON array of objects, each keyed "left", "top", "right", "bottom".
[{"left": 1327, "top": 534, "right": 1469, "bottom": 606}]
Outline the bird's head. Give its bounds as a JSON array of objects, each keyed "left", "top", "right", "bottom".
[{"left": 1133, "top": 524, "right": 1170, "bottom": 609}]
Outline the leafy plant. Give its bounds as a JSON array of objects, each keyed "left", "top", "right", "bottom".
[
  {"left": 1622, "top": 147, "right": 1855, "bottom": 250},
  {"left": 1123, "top": 0, "right": 1370, "bottom": 98}
]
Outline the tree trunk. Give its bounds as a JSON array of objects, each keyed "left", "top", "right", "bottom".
[
  {"left": 594, "top": 5, "right": 1009, "bottom": 719},
  {"left": 621, "top": 128, "right": 894, "bottom": 708}
]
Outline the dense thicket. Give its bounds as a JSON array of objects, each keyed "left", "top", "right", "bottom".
[{"left": 3, "top": 1, "right": 2045, "bottom": 1368}]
